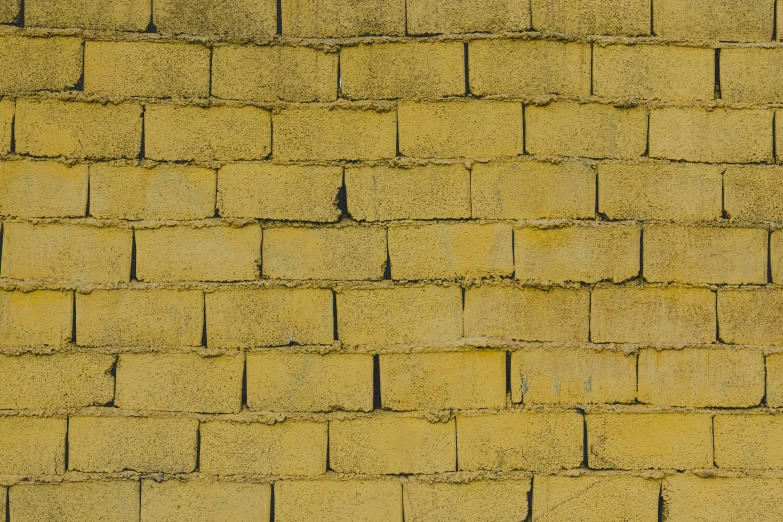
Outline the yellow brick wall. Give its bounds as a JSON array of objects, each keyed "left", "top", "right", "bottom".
[{"left": 1, "top": 0, "right": 782, "bottom": 520}]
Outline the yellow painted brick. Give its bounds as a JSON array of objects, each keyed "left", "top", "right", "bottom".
[
  {"left": 638, "top": 348, "right": 764, "bottom": 407},
  {"left": 11, "top": 481, "right": 140, "bottom": 522},
  {"left": 0, "top": 353, "right": 114, "bottom": 409},
  {"left": 655, "top": 0, "right": 773, "bottom": 41},
  {"left": 345, "top": 164, "right": 470, "bottom": 221},
  {"left": 280, "top": 0, "right": 405, "bottom": 37},
  {"left": 531, "top": 0, "right": 650, "bottom": 35},
  {"left": 380, "top": 351, "right": 506, "bottom": 410},
  {"left": 330, "top": 416, "right": 455, "bottom": 474},
  {"left": 116, "top": 354, "right": 243, "bottom": 413},
  {"left": 722, "top": 48, "right": 783, "bottom": 103},
  {"left": 458, "top": 412, "right": 583, "bottom": 472},
  {"left": 26, "top": 0, "right": 149, "bottom": 30},
  {"left": 154, "top": 0, "right": 276, "bottom": 36},
  {"left": 218, "top": 163, "right": 341, "bottom": 221},
  {"left": 714, "top": 414, "right": 783, "bottom": 470},
  {"left": 587, "top": 413, "right": 713, "bottom": 470},
  {"left": 644, "top": 225, "right": 767, "bottom": 285},
  {"left": 276, "top": 481, "right": 401, "bottom": 522},
  {"left": 594, "top": 44, "right": 714, "bottom": 100},
  {"left": 769, "top": 231, "right": 783, "bottom": 282},
  {"left": 724, "top": 165, "right": 783, "bottom": 221},
  {"left": 0, "top": 417, "right": 65, "bottom": 474},
  {"left": 663, "top": 475, "right": 783, "bottom": 522},
  {"left": 398, "top": 101, "right": 522, "bottom": 159},
  {"left": 591, "top": 287, "right": 716, "bottom": 344},
  {"left": 0, "top": 160, "right": 88, "bottom": 217},
  {"left": 0, "top": 99, "right": 12, "bottom": 154},
  {"left": 213, "top": 45, "right": 337, "bottom": 103},
  {"left": 273, "top": 107, "right": 396, "bottom": 161},
  {"left": 649, "top": 108, "right": 772, "bottom": 163},
  {"left": 471, "top": 160, "right": 596, "bottom": 220},
  {"left": 200, "top": 420, "right": 327, "bottom": 475},
  {"left": 336, "top": 286, "right": 462, "bottom": 345},
  {"left": 2, "top": 223, "right": 131, "bottom": 283},
  {"left": 0, "top": 36, "right": 82, "bottom": 93},
  {"left": 598, "top": 162, "right": 723, "bottom": 221},
  {"left": 135, "top": 225, "right": 261, "bottom": 282},
  {"left": 464, "top": 286, "right": 589, "bottom": 342},
  {"left": 766, "top": 354, "right": 783, "bottom": 407},
  {"left": 263, "top": 226, "right": 387, "bottom": 280},
  {"left": 69, "top": 416, "right": 198, "bottom": 473},
  {"left": 206, "top": 288, "right": 333, "bottom": 347},
  {"left": 718, "top": 289, "right": 783, "bottom": 345},
  {"left": 469, "top": 40, "right": 591, "bottom": 97},
  {"left": 532, "top": 475, "right": 660, "bottom": 522},
  {"left": 247, "top": 353, "right": 373, "bottom": 412},
  {"left": 511, "top": 348, "right": 637, "bottom": 405},
  {"left": 90, "top": 163, "right": 216, "bottom": 220},
  {"left": 0, "top": 0, "right": 18, "bottom": 23},
  {"left": 0, "top": 290, "right": 72, "bottom": 347},
  {"left": 142, "top": 480, "right": 270, "bottom": 522},
  {"left": 404, "top": 481, "right": 529, "bottom": 522},
  {"left": 341, "top": 42, "right": 463, "bottom": 100},
  {"left": 389, "top": 223, "right": 513, "bottom": 279},
  {"left": 15, "top": 99, "right": 142, "bottom": 159},
  {"left": 515, "top": 224, "right": 639, "bottom": 283},
  {"left": 145, "top": 104, "right": 271, "bottom": 161},
  {"left": 408, "top": 0, "right": 529, "bottom": 34}
]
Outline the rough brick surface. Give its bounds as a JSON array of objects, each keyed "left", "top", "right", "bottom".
[
  {"left": 0, "top": 290, "right": 72, "bottom": 347},
  {"left": 725, "top": 166, "right": 783, "bottom": 221},
  {"left": 11, "top": 481, "right": 140, "bottom": 522},
  {"left": 0, "top": 0, "right": 19, "bottom": 23},
  {"left": 714, "top": 414, "right": 783, "bottom": 470},
  {"left": 0, "top": 160, "right": 88, "bottom": 217},
  {"left": 404, "top": 481, "right": 530, "bottom": 522},
  {"left": 26, "top": 0, "right": 150, "bottom": 30},
  {"left": 663, "top": 475, "right": 783, "bottom": 522},
  {"left": 531, "top": 0, "right": 650, "bottom": 35},
  {"left": 722, "top": 48, "right": 783, "bottom": 103},
  {"left": 408, "top": 0, "right": 530, "bottom": 34},
  {"left": 0, "top": 417, "right": 66, "bottom": 474},
  {"left": 280, "top": 0, "right": 405, "bottom": 37},
  {"left": 154, "top": 0, "right": 276, "bottom": 36},
  {"left": 276, "top": 481, "right": 401, "bottom": 522},
  {"left": 766, "top": 354, "right": 783, "bottom": 407},
  {"left": 654, "top": 0, "right": 773, "bottom": 41},
  {"left": 718, "top": 289, "right": 783, "bottom": 345},
  {"left": 0, "top": 36, "right": 82, "bottom": 93},
  {"left": 141, "top": 480, "right": 271, "bottom": 522}
]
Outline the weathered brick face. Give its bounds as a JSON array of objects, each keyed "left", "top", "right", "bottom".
[{"left": 0, "top": 0, "right": 780, "bottom": 520}]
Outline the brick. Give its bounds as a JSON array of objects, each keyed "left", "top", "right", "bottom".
[
  {"left": 142, "top": 480, "right": 271, "bottom": 522},
  {"left": 766, "top": 354, "right": 783, "bottom": 406},
  {"left": 145, "top": 104, "right": 271, "bottom": 161},
  {"left": 273, "top": 107, "right": 396, "bottom": 161},
  {"left": 464, "top": 286, "right": 589, "bottom": 342},
  {"left": 663, "top": 475, "right": 783, "bottom": 522},
  {"left": 718, "top": 289, "right": 783, "bottom": 345},
  {"left": 398, "top": 101, "right": 522, "bottom": 159},
  {"left": 457, "top": 412, "right": 583, "bottom": 471},
  {"left": 380, "top": 351, "right": 506, "bottom": 410},
  {"left": 389, "top": 223, "right": 513, "bottom": 279},
  {"left": 714, "top": 414, "right": 783, "bottom": 469},
  {"left": 526, "top": 102, "right": 647, "bottom": 159},
  {"left": 213, "top": 45, "right": 337, "bottom": 103},
  {"left": 218, "top": 163, "right": 341, "bottom": 221},
  {"left": 510, "top": 348, "right": 637, "bottom": 405},
  {"left": 0, "top": 160, "right": 88, "bottom": 217},
  {"left": 280, "top": 0, "right": 405, "bottom": 37},
  {"left": 593, "top": 44, "right": 713, "bottom": 100},
  {"left": 116, "top": 353, "right": 243, "bottom": 413},
  {"left": 247, "top": 353, "right": 373, "bottom": 412},
  {"left": 206, "top": 288, "right": 333, "bottom": 347},
  {"left": 531, "top": 0, "right": 650, "bottom": 35},
  {"left": 587, "top": 413, "right": 713, "bottom": 470},
  {"left": 471, "top": 160, "right": 596, "bottom": 220},
  {"left": 2, "top": 223, "right": 132, "bottom": 283},
  {"left": 276, "top": 481, "right": 401, "bottom": 522},
  {"left": 649, "top": 108, "right": 772, "bottom": 163},
  {"left": 330, "top": 416, "right": 455, "bottom": 474},
  {"left": 0, "top": 36, "right": 82, "bottom": 93},
  {"left": 345, "top": 164, "right": 471, "bottom": 221},
  {"left": 15, "top": 99, "right": 142, "bottom": 159},
  {"left": 769, "top": 231, "right": 783, "bottom": 282},
  {"left": 722, "top": 48, "right": 783, "bottom": 103},
  {"left": 90, "top": 163, "right": 216, "bottom": 220},
  {"left": 69, "top": 416, "right": 198, "bottom": 473},
  {"left": 654, "top": 0, "right": 773, "bottom": 41},
  {"left": 644, "top": 225, "right": 767, "bottom": 284},
  {"left": 0, "top": 99, "right": 12, "bottom": 153},
  {"left": 77, "top": 289, "right": 202, "bottom": 347},
  {"left": 336, "top": 286, "right": 462, "bottom": 345},
  {"left": 0, "top": 290, "right": 72, "bottom": 347},
  {"left": 532, "top": 476, "right": 660, "bottom": 522},
  {"left": 0, "top": 0, "right": 18, "bottom": 22},
  {"left": 0, "top": 417, "right": 65, "bottom": 474},
  {"left": 154, "top": 0, "right": 276, "bottom": 36},
  {"left": 11, "top": 481, "right": 140, "bottom": 522},
  {"left": 26, "top": 0, "right": 149, "bottom": 30},
  {"left": 341, "top": 42, "right": 464, "bottom": 100},
  {"left": 515, "top": 224, "right": 639, "bottom": 283},
  {"left": 135, "top": 225, "right": 261, "bottom": 282},
  {"left": 591, "top": 287, "right": 716, "bottom": 344},
  {"left": 725, "top": 165, "right": 783, "bottom": 221},
  {"left": 469, "top": 40, "right": 591, "bottom": 97},
  {"left": 408, "top": 0, "right": 529, "bottom": 34},
  {"left": 598, "top": 162, "right": 723, "bottom": 221},
  {"left": 404, "top": 481, "right": 529, "bottom": 522},
  {"left": 263, "top": 226, "right": 387, "bottom": 280},
  {"left": 638, "top": 348, "right": 764, "bottom": 407},
  {"left": 0, "top": 353, "right": 114, "bottom": 409},
  {"left": 200, "top": 420, "right": 327, "bottom": 475}
]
